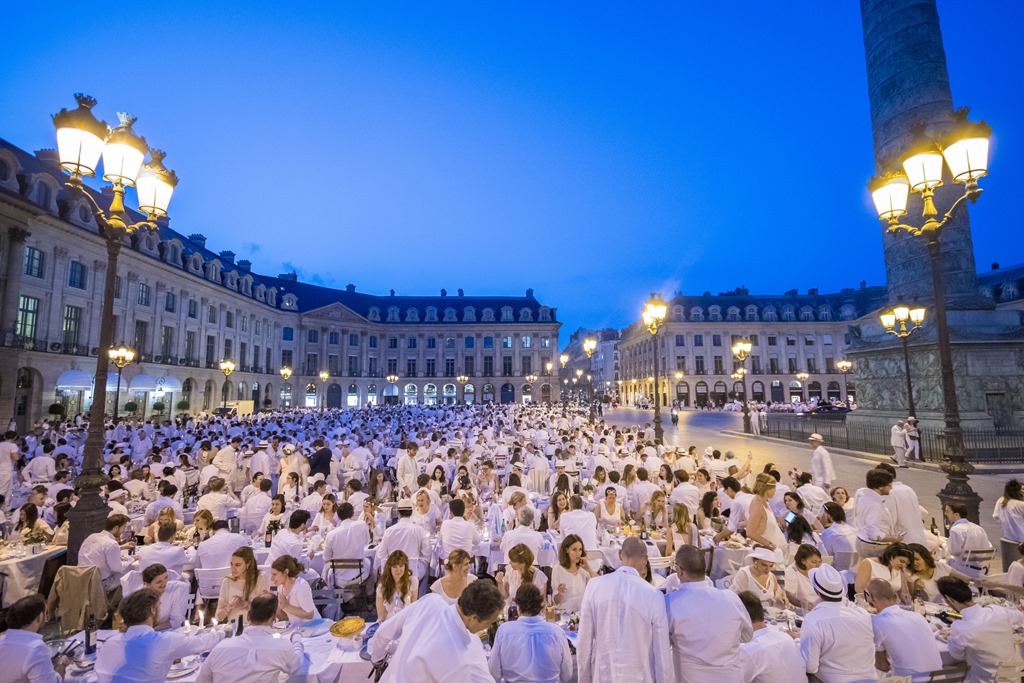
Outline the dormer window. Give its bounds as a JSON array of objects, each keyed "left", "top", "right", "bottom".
[
  {"left": 519, "top": 308, "right": 533, "bottom": 322},
  {"left": 464, "top": 306, "right": 477, "bottom": 322},
  {"left": 425, "top": 307, "right": 438, "bottom": 322},
  {"left": 444, "top": 307, "right": 457, "bottom": 322},
  {"left": 387, "top": 307, "right": 400, "bottom": 322},
  {"left": 745, "top": 305, "right": 759, "bottom": 322},
  {"left": 406, "top": 308, "right": 420, "bottom": 322},
  {"left": 800, "top": 306, "right": 815, "bottom": 322},
  {"left": 690, "top": 307, "right": 704, "bottom": 322},
  {"left": 368, "top": 307, "right": 381, "bottom": 321},
  {"left": 282, "top": 294, "right": 297, "bottom": 309},
  {"left": 726, "top": 307, "right": 740, "bottom": 322},
  {"left": 500, "top": 306, "right": 513, "bottom": 322},
  {"left": 482, "top": 308, "right": 496, "bottom": 322}
]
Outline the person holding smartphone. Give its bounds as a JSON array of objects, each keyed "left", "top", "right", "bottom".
[{"left": 0, "top": 594, "right": 70, "bottom": 682}]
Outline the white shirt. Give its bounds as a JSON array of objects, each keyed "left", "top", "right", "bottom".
[
  {"left": 871, "top": 604, "right": 942, "bottom": 675},
  {"left": 281, "top": 577, "right": 315, "bottom": 623},
  {"left": 994, "top": 497, "right": 1024, "bottom": 543},
  {"left": 854, "top": 488, "right": 894, "bottom": 542},
  {"left": 577, "top": 566, "right": 672, "bottom": 683},
  {"left": 368, "top": 594, "right": 493, "bottom": 683},
  {"left": 499, "top": 525, "right": 544, "bottom": 564},
  {"left": 727, "top": 492, "right": 755, "bottom": 532},
  {"left": 137, "top": 541, "right": 192, "bottom": 576},
  {"left": 558, "top": 509, "right": 598, "bottom": 551},
  {"left": 489, "top": 615, "right": 573, "bottom": 683},
  {"left": 885, "top": 481, "right": 926, "bottom": 545},
  {"left": 669, "top": 482, "right": 701, "bottom": 516},
  {"left": 439, "top": 516, "right": 482, "bottom": 560},
  {"left": 821, "top": 523, "right": 859, "bottom": 556},
  {"left": 396, "top": 455, "right": 420, "bottom": 496},
  {"left": 269, "top": 528, "right": 304, "bottom": 564},
  {"left": 156, "top": 579, "right": 191, "bottom": 629},
  {"left": 242, "top": 491, "right": 272, "bottom": 517},
  {"left": 323, "top": 518, "right": 371, "bottom": 582},
  {"left": 95, "top": 624, "right": 225, "bottom": 683},
  {"left": 810, "top": 446, "right": 835, "bottom": 488},
  {"left": 947, "top": 518, "right": 993, "bottom": 573},
  {"left": 0, "top": 629, "right": 61, "bottom": 683},
  {"left": 79, "top": 530, "right": 129, "bottom": 589},
  {"left": 948, "top": 603, "right": 1024, "bottom": 683},
  {"left": 196, "top": 530, "right": 249, "bottom": 569},
  {"left": 799, "top": 601, "right": 878, "bottom": 683},
  {"left": 376, "top": 519, "right": 431, "bottom": 576},
  {"left": 196, "top": 625, "right": 305, "bottom": 683},
  {"left": 797, "top": 484, "right": 831, "bottom": 516},
  {"left": 666, "top": 581, "right": 754, "bottom": 683},
  {"left": 196, "top": 491, "right": 241, "bottom": 521},
  {"left": 144, "top": 496, "right": 183, "bottom": 525},
  {"left": 741, "top": 625, "right": 806, "bottom": 683}
]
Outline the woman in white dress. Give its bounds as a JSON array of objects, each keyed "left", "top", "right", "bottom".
[
  {"left": 280, "top": 472, "right": 303, "bottom": 505},
  {"left": 638, "top": 490, "right": 671, "bottom": 534},
  {"left": 745, "top": 473, "right": 787, "bottom": 557},
  {"left": 258, "top": 495, "right": 287, "bottom": 535},
  {"left": 993, "top": 479, "right": 1024, "bottom": 545},
  {"left": 430, "top": 549, "right": 477, "bottom": 606},
  {"left": 270, "top": 555, "right": 315, "bottom": 623},
  {"left": 854, "top": 542, "right": 913, "bottom": 602},
  {"left": 730, "top": 547, "right": 787, "bottom": 607},
  {"left": 666, "top": 504, "right": 700, "bottom": 556},
  {"left": 310, "top": 495, "right": 339, "bottom": 534},
  {"left": 594, "top": 486, "right": 624, "bottom": 531},
  {"left": 551, "top": 534, "right": 594, "bottom": 613},
  {"left": 908, "top": 542, "right": 953, "bottom": 603},
  {"left": 495, "top": 544, "right": 548, "bottom": 605},
  {"left": 375, "top": 550, "right": 418, "bottom": 621},
  {"left": 783, "top": 544, "right": 822, "bottom": 611},
  {"left": 217, "top": 546, "right": 271, "bottom": 623},
  {"left": 697, "top": 492, "right": 721, "bottom": 532}
]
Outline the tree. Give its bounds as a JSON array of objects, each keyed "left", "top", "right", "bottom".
[
  {"left": 152, "top": 401, "right": 166, "bottom": 416},
  {"left": 47, "top": 403, "right": 66, "bottom": 422},
  {"left": 123, "top": 401, "right": 138, "bottom": 415},
  {"left": 176, "top": 400, "right": 190, "bottom": 412}
]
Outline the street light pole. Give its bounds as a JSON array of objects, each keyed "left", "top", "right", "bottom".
[
  {"left": 51, "top": 94, "right": 178, "bottom": 563},
  {"left": 880, "top": 305, "right": 926, "bottom": 419},
  {"left": 732, "top": 340, "right": 753, "bottom": 433},
  {"left": 836, "top": 359, "right": 853, "bottom": 406},
  {"left": 868, "top": 108, "right": 990, "bottom": 521},
  {"left": 219, "top": 359, "right": 235, "bottom": 409},
  {"left": 108, "top": 343, "right": 135, "bottom": 424},
  {"left": 318, "top": 370, "right": 329, "bottom": 412},
  {"left": 642, "top": 293, "right": 668, "bottom": 444}
]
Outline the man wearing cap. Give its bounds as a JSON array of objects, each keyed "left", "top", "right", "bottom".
[
  {"left": 800, "top": 564, "right": 877, "bottom": 682},
  {"left": 904, "top": 417, "right": 921, "bottom": 462},
  {"left": 808, "top": 434, "right": 835, "bottom": 491}
]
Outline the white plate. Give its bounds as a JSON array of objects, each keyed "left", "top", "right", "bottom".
[
  {"left": 300, "top": 618, "right": 333, "bottom": 638},
  {"left": 166, "top": 662, "right": 200, "bottom": 679}
]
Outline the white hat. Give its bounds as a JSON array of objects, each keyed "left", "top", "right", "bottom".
[
  {"left": 809, "top": 564, "right": 845, "bottom": 600},
  {"left": 309, "top": 473, "right": 326, "bottom": 483},
  {"left": 397, "top": 498, "right": 413, "bottom": 512},
  {"left": 749, "top": 547, "right": 782, "bottom": 564},
  {"left": 704, "top": 446, "right": 714, "bottom": 456},
  {"left": 512, "top": 462, "right": 524, "bottom": 471},
  {"left": 808, "top": 433, "right": 824, "bottom": 442},
  {"left": 108, "top": 488, "right": 129, "bottom": 500},
  {"left": 283, "top": 444, "right": 295, "bottom": 453},
  {"left": 258, "top": 440, "right": 269, "bottom": 448}
]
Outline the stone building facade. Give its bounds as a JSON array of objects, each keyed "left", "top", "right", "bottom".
[
  {"left": 617, "top": 287, "right": 885, "bottom": 408},
  {"left": 0, "top": 138, "right": 561, "bottom": 431}
]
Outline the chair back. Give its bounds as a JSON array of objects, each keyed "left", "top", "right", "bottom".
[
  {"left": 584, "top": 548, "right": 605, "bottom": 574},
  {"left": 962, "top": 547, "right": 995, "bottom": 569},
  {"left": 120, "top": 570, "right": 144, "bottom": 596},
  {"left": 237, "top": 511, "right": 264, "bottom": 535},
  {"left": 832, "top": 550, "right": 860, "bottom": 573},
  {"left": 312, "top": 587, "right": 347, "bottom": 618},
  {"left": 993, "top": 661, "right": 1024, "bottom": 682},
  {"left": 916, "top": 662, "right": 969, "bottom": 682},
  {"left": 194, "top": 566, "right": 231, "bottom": 601},
  {"left": 328, "top": 558, "right": 367, "bottom": 588}
]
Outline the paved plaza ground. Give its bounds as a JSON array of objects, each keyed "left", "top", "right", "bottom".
[{"left": 601, "top": 406, "right": 1012, "bottom": 555}]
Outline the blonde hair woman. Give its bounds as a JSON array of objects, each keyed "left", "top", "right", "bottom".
[
  {"left": 495, "top": 544, "right": 548, "bottom": 604},
  {"left": 143, "top": 506, "right": 183, "bottom": 545},
  {"left": 744, "top": 473, "right": 787, "bottom": 556},
  {"left": 666, "top": 503, "right": 699, "bottom": 556},
  {"left": 430, "top": 549, "right": 476, "bottom": 606}
]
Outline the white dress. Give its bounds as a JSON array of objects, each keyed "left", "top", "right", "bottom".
[
  {"left": 551, "top": 564, "right": 589, "bottom": 612},
  {"left": 376, "top": 583, "right": 413, "bottom": 620},
  {"left": 596, "top": 501, "right": 622, "bottom": 530},
  {"left": 429, "top": 573, "right": 477, "bottom": 606}
]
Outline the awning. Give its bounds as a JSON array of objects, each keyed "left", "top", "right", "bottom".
[
  {"left": 105, "top": 372, "right": 127, "bottom": 392},
  {"left": 129, "top": 374, "right": 159, "bottom": 391},
  {"left": 155, "top": 376, "right": 183, "bottom": 392},
  {"left": 56, "top": 370, "right": 94, "bottom": 390}
]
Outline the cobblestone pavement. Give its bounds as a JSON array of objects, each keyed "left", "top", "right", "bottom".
[{"left": 600, "top": 406, "right": 1012, "bottom": 560}]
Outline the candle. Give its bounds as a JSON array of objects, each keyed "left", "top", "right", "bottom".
[
  {"left": 211, "top": 618, "right": 218, "bottom": 628},
  {"left": 198, "top": 610, "right": 205, "bottom": 629}
]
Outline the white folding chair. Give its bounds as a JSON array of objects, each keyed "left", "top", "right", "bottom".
[
  {"left": 193, "top": 566, "right": 231, "bottom": 605},
  {"left": 584, "top": 548, "right": 606, "bottom": 574}
]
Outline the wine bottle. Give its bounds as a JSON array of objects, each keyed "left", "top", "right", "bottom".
[
  {"left": 84, "top": 614, "right": 97, "bottom": 656},
  {"left": 930, "top": 517, "right": 938, "bottom": 536}
]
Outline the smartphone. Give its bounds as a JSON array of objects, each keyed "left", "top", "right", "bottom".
[{"left": 784, "top": 511, "right": 797, "bottom": 524}]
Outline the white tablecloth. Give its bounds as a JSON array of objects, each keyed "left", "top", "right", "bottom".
[
  {"left": 0, "top": 545, "right": 65, "bottom": 607},
  {"left": 61, "top": 625, "right": 364, "bottom": 683}
]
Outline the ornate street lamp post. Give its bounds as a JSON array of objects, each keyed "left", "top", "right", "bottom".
[
  {"left": 868, "top": 109, "right": 990, "bottom": 520},
  {"left": 318, "top": 370, "right": 329, "bottom": 411},
  {"left": 386, "top": 373, "right": 399, "bottom": 406},
  {"left": 642, "top": 293, "right": 668, "bottom": 443},
  {"left": 583, "top": 337, "right": 597, "bottom": 358},
  {"left": 108, "top": 343, "right": 135, "bottom": 424},
  {"left": 731, "top": 339, "right": 753, "bottom": 433},
  {"left": 52, "top": 94, "right": 178, "bottom": 563},
  {"left": 559, "top": 354, "right": 569, "bottom": 369},
  {"left": 219, "top": 360, "right": 235, "bottom": 409},
  {"left": 880, "top": 305, "right": 926, "bottom": 418},
  {"left": 836, "top": 359, "right": 853, "bottom": 406}
]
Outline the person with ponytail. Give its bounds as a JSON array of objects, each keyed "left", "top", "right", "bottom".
[{"left": 270, "top": 555, "right": 315, "bottom": 623}]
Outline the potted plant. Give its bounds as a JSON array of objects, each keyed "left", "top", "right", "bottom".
[
  {"left": 23, "top": 528, "right": 48, "bottom": 553},
  {"left": 176, "top": 400, "right": 190, "bottom": 413},
  {"left": 151, "top": 401, "right": 166, "bottom": 417},
  {"left": 123, "top": 401, "right": 138, "bottom": 416}
]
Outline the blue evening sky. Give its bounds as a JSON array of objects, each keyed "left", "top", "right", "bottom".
[{"left": 1, "top": 2, "right": 1020, "bottom": 342}]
